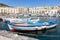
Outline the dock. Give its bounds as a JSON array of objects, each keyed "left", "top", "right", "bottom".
[
  {"left": 0, "top": 22, "right": 38, "bottom": 40},
  {"left": 0, "top": 30, "right": 38, "bottom": 40}
]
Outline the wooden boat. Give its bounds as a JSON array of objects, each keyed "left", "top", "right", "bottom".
[{"left": 6, "top": 19, "right": 57, "bottom": 32}]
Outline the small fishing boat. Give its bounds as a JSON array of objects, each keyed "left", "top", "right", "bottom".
[{"left": 5, "top": 19, "right": 57, "bottom": 32}]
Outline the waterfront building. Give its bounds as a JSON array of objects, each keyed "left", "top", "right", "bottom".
[
  {"left": 18, "top": 7, "right": 29, "bottom": 13},
  {"left": 0, "top": 7, "right": 19, "bottom": 14},
  {"left": 0, "top": 6, "right": 59, "bottom": 17},
  {"left": 18, "top": 7, "right": 29, "bottom": 17},
  {"left": 0, "top": 7, "right": 20, "bottom": 18},
  {"left": 29, "top": 6, "right": 58, "bottom": 16}
]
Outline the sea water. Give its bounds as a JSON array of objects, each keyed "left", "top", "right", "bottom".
[{"left": 31, "top": 17, "right": 60, "bottom": 40}]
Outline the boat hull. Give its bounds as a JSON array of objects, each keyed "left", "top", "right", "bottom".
[{"left": 8, "top": 24, "right": 57, "bottom": 32}]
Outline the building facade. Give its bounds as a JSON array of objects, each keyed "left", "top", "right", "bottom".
[
  {"left": 0, "top": 6, "right": 59, "bottom": 17},
  {"left": 18, "top": 7, "right": 29, "bottom": 13},
  {"left": 29, "top": 7, "right": 58, "bottom": 16},
  {"left": 0, "top": 7, "right": 19, "bottom": 14}
]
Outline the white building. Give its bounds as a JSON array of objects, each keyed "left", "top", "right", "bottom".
[
  {"left": 0, "top": 7, "right": 19, "bottom": 14},
  {"left": 29, "top": 7, "right": 58, "bottom": 16},
  {"left": 46, "top": 9, "right": 57, "bottom": 16}
]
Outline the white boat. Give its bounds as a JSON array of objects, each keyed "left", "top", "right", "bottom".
[{"left": 6, "top": 19, "right": 57, "bottom": 32}]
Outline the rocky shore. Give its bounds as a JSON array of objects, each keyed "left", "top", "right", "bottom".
[
  {"left": 0, "top": 22, "right": 38, "bottom": 40},
  {"left": 0, "top": 35, "right": 12, "bottom": 40},
  {"left": 0, "top": 30, "right": 38, "bottom": 40}
]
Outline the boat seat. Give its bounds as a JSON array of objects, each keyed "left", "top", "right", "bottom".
[
  {"left": 13, "top": 24, "right": 31, "bottom": 26},
  {"left": 12, "top": 22, "right": 25, "bottom": 24}
]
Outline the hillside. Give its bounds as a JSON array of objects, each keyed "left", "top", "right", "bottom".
[{"left": 0, "top": 3, "right": 13, "bottom": 7}]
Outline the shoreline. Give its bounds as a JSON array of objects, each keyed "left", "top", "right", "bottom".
[
  {"left": 0, "top": 35, "right": 12, "bottom": 40},
  {"left": 0, "top": 30, "right": 38, "bottom": 40}
]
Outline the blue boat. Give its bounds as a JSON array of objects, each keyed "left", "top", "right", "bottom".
[{"left": 5, "top": 18, "right": 57, "bottom": 32}]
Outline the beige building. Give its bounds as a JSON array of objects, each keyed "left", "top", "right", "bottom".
[{"left": 18, "top": 7, "right": 29, "bottom": 13}]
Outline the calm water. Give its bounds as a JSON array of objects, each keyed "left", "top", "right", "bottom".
[
  {"left": 0, "top": 17, "right": 60, "bottom": 40},
  {"left": 33, "top": 17, "right": 60, "bottom": 40}
]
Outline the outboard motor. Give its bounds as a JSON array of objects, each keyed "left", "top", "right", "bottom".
[
  {"left": 4, "top": 20, "right": 11, "bottom": 24},
  {"left": 0, "top": 18, "right": 3, "bottom": 22}
]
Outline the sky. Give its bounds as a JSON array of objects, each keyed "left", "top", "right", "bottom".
[{"left": 0, "top": 0, "right": 60, "bottom": 7}]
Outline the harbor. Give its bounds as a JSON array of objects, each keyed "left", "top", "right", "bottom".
[
  {"left": 0, "top": 0, "right": 60, "bottom": 40},
  {"left": 0, "top": 8, "right": 59, "bottom": 40},
  {"left": 0, "top": 17, "right": 60, "bottom": 40}
]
